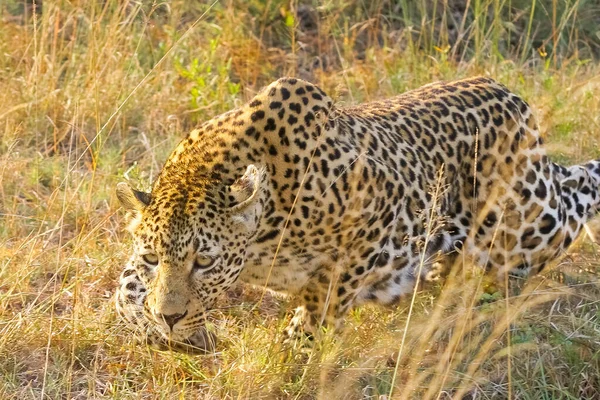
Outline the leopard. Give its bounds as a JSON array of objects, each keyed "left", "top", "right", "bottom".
[{"left": 115, "top": 76, "right": 600, "bottom": 353}]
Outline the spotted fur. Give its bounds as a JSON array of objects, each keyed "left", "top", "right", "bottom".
[{"left": 115, "top": 77, "right": 600, "bottom": 351}]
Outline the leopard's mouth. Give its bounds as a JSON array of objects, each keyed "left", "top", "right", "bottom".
[{"left": 151, "top": 327, "right": 217, "bottom": 354}]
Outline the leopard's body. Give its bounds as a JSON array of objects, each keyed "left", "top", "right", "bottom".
[{"left": 115, "top": 77, "right": 600, "bottom": 352}]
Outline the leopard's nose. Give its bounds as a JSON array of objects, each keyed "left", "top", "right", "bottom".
[{"left": 156, "top": 311, "right": 187, "bottom": 330}]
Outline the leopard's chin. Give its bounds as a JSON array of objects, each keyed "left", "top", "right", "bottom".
[{"left": 152, "top": 328, "right": 217, "bottom": 354}]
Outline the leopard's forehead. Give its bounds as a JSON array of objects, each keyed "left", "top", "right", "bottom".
[
  {"left": 133, "top": 217, "right": 223, "bottom": 261},
  {"left": 133, "top": 186, "right": 226, "bottom": 253}
]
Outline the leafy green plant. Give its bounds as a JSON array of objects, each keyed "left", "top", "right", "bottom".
[{"left": 175, "top": 38, "right": 240, "bottom": 121}]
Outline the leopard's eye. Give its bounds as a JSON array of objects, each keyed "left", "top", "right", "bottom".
[
  {"left": 193, "top": 255, "right": 217, "bottom": 272},
  {"left": 142, "top": 253, "right": 159, "bottom": 266}
]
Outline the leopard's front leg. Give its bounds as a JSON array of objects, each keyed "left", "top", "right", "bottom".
[
  {"left": 115, "top": 265, "right": 165, "bottom": 346},
  {"left": 283, "top": 267, "right": 359, "bottom": 346},
  {"left": 115, "top": 266, "right": 147, "bottom": 328}
]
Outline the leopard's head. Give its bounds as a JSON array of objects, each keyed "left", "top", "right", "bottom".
[{"left": 116, "top": 165, "right": 265, "bottom": 351}]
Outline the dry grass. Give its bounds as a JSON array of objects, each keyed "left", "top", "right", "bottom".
[{"left": 1, "top": 1, "right": 599, "bottom": 398}]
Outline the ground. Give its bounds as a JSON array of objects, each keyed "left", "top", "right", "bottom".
[{"left": 0, "top": 1, "right": 599, "bottom": 399}]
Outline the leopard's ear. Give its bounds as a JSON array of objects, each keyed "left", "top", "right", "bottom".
[
  {"left": 116, "top": 182, "right": 151, "bottom": 212},
  {"left": 228, "top": 165, "right": 264, "bottom": 229}
]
